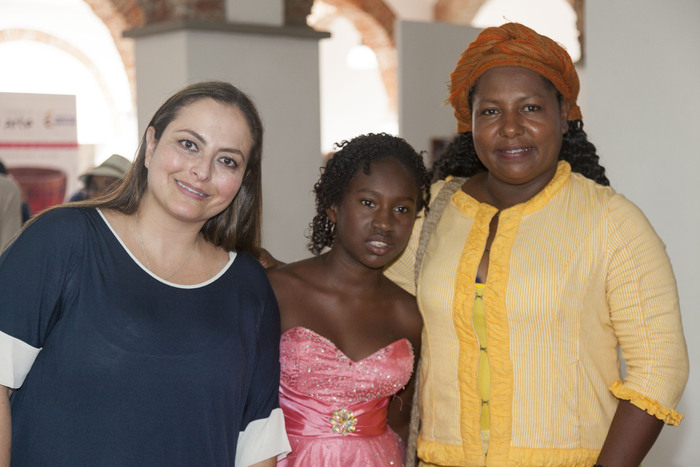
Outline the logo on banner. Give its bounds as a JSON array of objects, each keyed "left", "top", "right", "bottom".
[{"left": 44, "top": 110, "right": 77, "bottom": 129}]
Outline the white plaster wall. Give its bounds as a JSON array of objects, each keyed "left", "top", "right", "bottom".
[
  {"left": 132, "top": 29, "right": 322, "bottom": 263},
  {"left": 384, "top": 0, "right": 433, "bottom": 21},
  {"left": 224, "top": 0, "right": 283, "bottom": 25},
  {"left": 585, "top": 1, "right": 700, "bottom": 464},
  {"left": 397, "top": 20, "right": 480, "bottom": 158}
]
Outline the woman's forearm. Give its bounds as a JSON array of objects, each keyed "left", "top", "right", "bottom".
[
  {"left": 0, "top": 385, "right": 12, "bottom": 467},
  {"left": 596, "top": 399, "right": 664, "bottom": 467},
  {"left": 250, "top": 456, "right": 276, "bottom": 467}
]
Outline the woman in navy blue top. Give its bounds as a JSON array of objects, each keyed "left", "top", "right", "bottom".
[{"left": 0, "top": 81, "right": 290, "bottom": 466}]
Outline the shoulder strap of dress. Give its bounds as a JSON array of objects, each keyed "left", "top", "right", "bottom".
[{"left": 413, "top": 177, "right": 466, "bottom": 287}]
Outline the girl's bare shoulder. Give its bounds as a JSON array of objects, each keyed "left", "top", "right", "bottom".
[
  {"left": 381, "top": 278, "right": 422, "bottom": 346},
  {"left": 267, "top": 256, "right": 322, "bottom": 289}
]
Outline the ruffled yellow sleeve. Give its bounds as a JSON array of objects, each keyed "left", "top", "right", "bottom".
[
  {"left": 606, "top": 193, "right": 689, "bottom": 425},
  {"left": 609, "top": 380, "right": 683, "bottom": 425}
]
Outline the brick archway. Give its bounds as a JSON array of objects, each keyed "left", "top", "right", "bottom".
[
  {"left": 0, "top": 0, "right": 143, "bottom": 105},
  {"left": 0, "top": 28, "right": 120, "bottom": 128},
  {"left": 434, "top": 0, "right": 488, "bottom": 24},
  {"left": 4, "top": 0, "right": 583, "bottom": 114},
  {"left": 76, "top": 0, "right": 585, "bottom": 111},
  {"left": 313, "top": 0, "right": 398, "bottom": 110},
  {"left": 81, "top": 0, "right": 144, "bottom": 105},
  {"left": 314, "top": 0, "right": 585, "bottom": 109},
  {"left": 434, "top": 0, "right": 585, "bottom": 62}
]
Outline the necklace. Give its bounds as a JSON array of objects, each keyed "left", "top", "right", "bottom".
[{"left": 135, "top": 213, "right": 200, "bottom": 280}]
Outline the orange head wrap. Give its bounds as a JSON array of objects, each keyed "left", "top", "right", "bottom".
[{"left": 449, "top": 22, "right": 582, "bottom": 133}]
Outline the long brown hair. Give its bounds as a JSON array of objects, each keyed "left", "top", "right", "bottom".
[{"left": 33, "top": 81, "right": 264, "bottom": 256}]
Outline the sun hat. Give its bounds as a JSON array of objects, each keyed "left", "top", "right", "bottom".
[{"left": 79, "top": 154, "right": 131, "bottom": 184}]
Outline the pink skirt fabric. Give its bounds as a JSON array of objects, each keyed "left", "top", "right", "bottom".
[
  {"left": 278, "top": 327, "right": 414, "bottom": 466},
  {"left": 279, "top": 427, "right": 405, "bottom": 466}
]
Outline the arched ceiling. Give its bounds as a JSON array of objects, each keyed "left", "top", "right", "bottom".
[{"left": 9, "top": 0, "right": 583, "bottom": 109}]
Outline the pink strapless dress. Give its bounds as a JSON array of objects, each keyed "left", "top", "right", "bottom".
[{"left": 278, "top": 326, "right": 414, "bottom": 466}]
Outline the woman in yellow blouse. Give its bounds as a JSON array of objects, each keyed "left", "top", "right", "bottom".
[{"left": 386, "top": 22, "right": 689, "bottom": 467}]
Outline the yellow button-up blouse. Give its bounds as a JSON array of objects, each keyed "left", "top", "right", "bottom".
[{"left": 386, "top": 161, "right": 689, "bottom": 467}]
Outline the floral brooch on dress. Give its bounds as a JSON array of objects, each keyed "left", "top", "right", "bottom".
[{"left": 330, "top": 408, "right": 357, "bottom": 435}]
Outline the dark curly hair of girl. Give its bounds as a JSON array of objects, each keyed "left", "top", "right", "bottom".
[
  {"left": 308, "top": 133, "right": 431, "bottom": 255},
  {"left": 431, "top": 85, "right": 609, "bottom": 186}
]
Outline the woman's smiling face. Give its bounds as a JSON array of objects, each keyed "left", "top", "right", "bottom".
[
  {"left": 143, "top": 97, "right": 253, "bottom": 224},
  {"left": 471, "top": 66, "right": 569, "bottom": 195}
]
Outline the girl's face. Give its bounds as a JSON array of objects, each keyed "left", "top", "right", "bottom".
[
  {"left": 471, "top": 66, "right": 569, "bottom": 194},
  {"left": 143, "top": 98, "right": 252, "bottom": 224},
  {"left": 328, "top": 158, "right": 419, "bottom": 270}
]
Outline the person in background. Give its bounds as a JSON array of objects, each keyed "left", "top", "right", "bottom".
[
  {"left": 386, "top": 22, "right": 689, "bottom": 467},
  {"left": 0, "top": 81, "right": 290, "bottom": 466},
  {"left": 269, "top": 133, "right": 429, "bottom": 466},
  {"left": 18, "top": 203, "right": 30, "bottom": 225},
  {"left": 0, "top": 161, "right": 22, "bottom": 251},
  {"left": 69, "top": 153, "right": 131, "bottom": 201}
]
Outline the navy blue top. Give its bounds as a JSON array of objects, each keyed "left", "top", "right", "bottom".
[{"left": 0, "top": 208, "right": 281, "bottom": 466}]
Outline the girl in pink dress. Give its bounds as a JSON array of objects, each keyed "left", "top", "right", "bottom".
[{"left": 268, "top": 133, "right": 429, "bottom": 466}]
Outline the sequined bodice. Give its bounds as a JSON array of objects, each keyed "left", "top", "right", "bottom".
[{"left": 280, "top": 326, "right": 414, "bottom": 404}]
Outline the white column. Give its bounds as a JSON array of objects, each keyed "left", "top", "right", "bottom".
[
  {"left": 126, "top": 23, "right": 329, "bottom": 262},
  {"left": 396, "top": 20, "right": 480, "bottom": 161},
  {"left": 225, "top": 0, "right": 284, "bottom": 26}
]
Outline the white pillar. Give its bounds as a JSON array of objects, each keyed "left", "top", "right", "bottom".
[
  {"left": 126, "top": 22, "right": 330, "bottom": 262},
  {"left": 396, "top": 20, "right": 480, "bottom": 162},
  {"left": 225, "top": 0, "right": 284, "bottom": 26}
]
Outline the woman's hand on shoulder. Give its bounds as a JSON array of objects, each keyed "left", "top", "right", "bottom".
[
  {"left": 258, "top": 248, "right": 285, "bottom": 269},
  {"left": 266, "top": 258, "right": 322, "bottom": 334}
]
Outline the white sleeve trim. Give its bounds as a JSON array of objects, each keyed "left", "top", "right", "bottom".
[
  {"left": 0, "top": 330, "right": 41, "bottom": 388},
  {"left": 235, "top": 408, "right": 291, "bottom": 466}
]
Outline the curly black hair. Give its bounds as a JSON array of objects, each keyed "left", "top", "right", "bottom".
[
  {"left": 308, "top": 133, "right": 431, "bottom": 255},
  {"left": 431, "top": 82, "right": 609, "bottom": 186}
]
